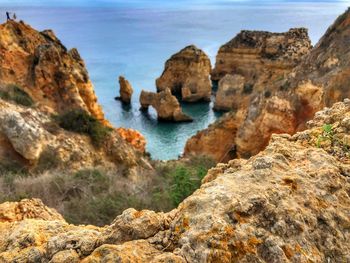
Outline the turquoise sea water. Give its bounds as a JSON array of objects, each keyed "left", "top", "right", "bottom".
[{"left": 0, "top": 1, "right": 348, "bottom": 159}]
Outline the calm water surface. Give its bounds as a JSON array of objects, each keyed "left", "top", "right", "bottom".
[{"left": 0, "top": 1, "right": 348, "bottom": 159}]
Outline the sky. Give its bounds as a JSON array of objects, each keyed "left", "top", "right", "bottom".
[{"left": 1, "top": 0, "right": 350, "bottom": 8}]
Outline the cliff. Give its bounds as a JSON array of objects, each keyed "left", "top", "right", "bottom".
[
  {"left": 211, "top": 28, "right": 312, "bottom": 84},
  {"left": 0, "top": 100, "right": 349, "bottom": 262},
  {"left": 0, "top": 20, "right": 147, "bottom": 171},
  {"left": 185, "top": 8, "right": 350, "bottom": 162},
  {"left": 0, "top": 20, "right": 105, "bottom": 122}
]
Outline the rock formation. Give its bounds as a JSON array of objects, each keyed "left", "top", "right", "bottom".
[
  {"left": 156, "top": 45, "right": 212, "bottom": 102},
  {"left": 140, "top": 88, "right": 192, "bottom": 122},
  {"left": 211, "top": 28, "right": 312, "bottom": 85},
  {"left": 0, "top": 20, "right": 105, "bottom": 123},
  {"left": 214, "top": 74, "right": 246, "bottom": 111},
  {"left": 1, "top": 100, "right": 349, "bottom": 262},
  {"left": 0, "top": 20, "right": 148, "bottom": 171},
  {"left": 0, "top": 99, "right": 149, "bottom": 171},
  {"left": 115, "top": 76, "right": 133, "bottom": 104},
  {"left": 116, "top": 127, "right": 146, "bottom": 152},
  {"left": 0, "top": 198, "right": 64, "bottom": 223},
  {"left": 185, "top": 8, "right": 350, "bottom": 162}
]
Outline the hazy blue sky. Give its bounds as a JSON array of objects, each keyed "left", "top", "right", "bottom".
[{"left": 2, "top": 0, "right": 350, "bottom": 8}]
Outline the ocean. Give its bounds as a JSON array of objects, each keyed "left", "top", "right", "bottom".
[{"left": 0, "top": 0, "right": 348, "bottom": 159}]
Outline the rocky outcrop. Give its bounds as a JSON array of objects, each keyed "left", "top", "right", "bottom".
[
  {"left": 140, "top": 89, "right": 192, "bottom": 122},
  {"left": 115, "top": 76, "right": 133, "bottom": 104},
  {"left": 156, "top": 45, "right": 212, "bottom": 102},
  {"left": 211, "top": 28, "right": 312, "bottom": 85},
  {"left": 0, "top": 198, "right": 64, "bottom": 223},
  {"left": 0, "top": 20, "right": 149, "bottom": 170},
  {"left": 214, "top": 74, "right": 246, "bottom": 111},
  {"left": 0, "top": 20, "right": 105, "bottom": 123},
  {"left": 0, "top": 99, "right": 149, "bottom": 172},
  {"left": 185, "top": 8, "right": 350, "bottom": 162},
  {"left": 1, "top": 100, "right": 349, "bottom": 262},
  {"left": 116, "top": 127, "right": 146, "bottom": 152}
]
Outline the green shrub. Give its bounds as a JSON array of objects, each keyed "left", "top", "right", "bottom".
[
  {"left": 153, "top": 155, "right": 215, "bottom": 208},
  {"left": 0, "top": 84, "right": 34, "bottom": 107},
  {"left": 168, "top": 165, "right": 206, "bottom": 206},
  {"left": 56, "top": 109, "right": 112, "bottom": 147}
]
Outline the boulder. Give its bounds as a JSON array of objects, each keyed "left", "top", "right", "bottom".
[
  {"left": 115, "top": 76, "right": 133, "bottom": 104},
  {"left": 214, "top": 74, "right": 246, "bottom": 111},
  {"left": 0, "top": 198, "right": 65, "bottom": 223},
  {"left": 140, "top": 89, "right": 192, "bottom": 122},
  {"left": 156, "top": 45, "right": 212, "bottom": 102}
]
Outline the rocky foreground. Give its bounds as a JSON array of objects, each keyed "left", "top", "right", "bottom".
[{"left": 0, "top": 100, "right": 349, "bottom": 262}]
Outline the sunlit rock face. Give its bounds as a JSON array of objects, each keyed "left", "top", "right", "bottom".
[
  {"left": 140, "top": 88, "right": 192, "bottom": 122},
  {"left": 185, "top": 8, "right": 350, "bottom": 162},
  {"left": 156, "top": 45, "right": 212, "bottom": 102},
  {"left": 0, "top": 20, "right": 148, "bottom": 171},
  {"left": 211, "top": 28, "right": 312, "bottom": 85},
  {"left": 1, "top": 100, "right": 350, "bottom": 262},
  {"left": 116, "top": 76, "right": 133, "bottom": 104},
  {"left": 0, "top": 20, "right": 106, "bottom": 123}
]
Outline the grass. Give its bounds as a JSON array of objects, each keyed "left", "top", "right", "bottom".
[
  {"left": 56, "top": 109, "right": 112, "bottom": 147},
  {"left": 316, "top": 124, "right": 350, "bottom": 159},
  {"left": 0, "top": 155, "right": 215, "bottom": 226},
  {"left": 0, "top": 84, "right": 34, "bottom": 107}
]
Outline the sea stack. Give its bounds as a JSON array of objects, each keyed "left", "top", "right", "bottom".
[
  {"left": 116, "top": 76, "right": 133, "bottom": 104},
  {"left": 139, "top": 88, "right": 192, "bottom": 122},
  {"left": 156, "top": 45, "right": 212, "bottom": 102}
]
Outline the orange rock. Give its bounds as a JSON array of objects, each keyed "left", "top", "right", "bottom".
[{"left": 116, "top": 127, "right": 146, "bottom": 152}]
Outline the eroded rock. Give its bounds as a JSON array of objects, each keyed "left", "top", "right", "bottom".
[
  {"left": 214, "top": 74, "right": 246, "bottom": 111},
  {"left": 156, "top": 45, "right": 212, "bottom": 102},
  {"left": 0, "top": 198, "right": 64, "bottom": 223},
  {"left": 116, "top": 76, "right": 133, "bottom": 104},
  {"left": 185, "top": 9, "right": 350, "bottom": 162},
  {"left": 140, "top": 89, "right": 192, "bottom": 122},
  {"left": 1, "top": 101, "right": 350, "bottom": 262}
]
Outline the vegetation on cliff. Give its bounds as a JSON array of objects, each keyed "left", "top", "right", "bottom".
[
  {"left": 0, "top": 155, "right": 214, "bottom": 226},
  {"left": 56, "top": 109, "right": 112, "bottom": 147}
]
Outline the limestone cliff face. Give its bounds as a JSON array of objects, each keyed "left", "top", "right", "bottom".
[
  {"left": 156, "top": 45, "right": 212, "bottom": 102},
  {"left": 1, "top": 100, "right": 349, "bottom": 262},
  {"left": 185, "top": 8, "right": 350, "bottom": 162},
  {"left": 0, "top": 99, "right": 149, "bottom": 172},
  {"left": 214, "top": 74, "right": 246, "bottom": 111},
  {"left": 140, "top": 88, "right": 192, "bottom": 122},
  {"left": 0, "top": 20, "right": 148, "bottom": 170},
  {"left": 0, "top": 21, "right": 105, "bottom": 123},
  {"left": 211, "top": 28, "right": 312, "bottom": 85}
]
